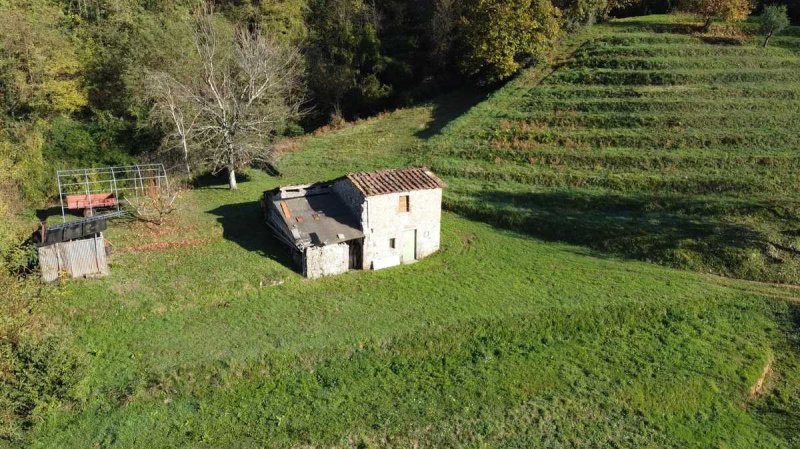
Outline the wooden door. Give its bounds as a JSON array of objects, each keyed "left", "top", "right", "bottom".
[{"left": 402, "top": 229, "right": 416, "bottom": 262}]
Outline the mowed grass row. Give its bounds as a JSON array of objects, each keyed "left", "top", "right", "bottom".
[{"left": 425, "top": 15, "right": 800, "bottom": 283}]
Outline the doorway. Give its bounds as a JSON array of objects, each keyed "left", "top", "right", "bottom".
[
  {"left": 347, "top": 239, "right": 363, "bottom": 269},
  {"left": 402, "top": 229, "right": 416, "bottom": 263}
]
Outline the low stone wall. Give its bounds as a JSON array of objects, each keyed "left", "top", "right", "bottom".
[{"left": 304, "top": 243, "right": 349, "bottom": 278}]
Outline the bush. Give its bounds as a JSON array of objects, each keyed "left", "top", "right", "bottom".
[
  {"left": 759, "top": 5, "right": 790, "bottom": 47},
  {"left": 42, "top": 116, "right": 133, "bottom": 169},
  {"left": 0, "top": 122, "right": 49, "bottom": 206}
]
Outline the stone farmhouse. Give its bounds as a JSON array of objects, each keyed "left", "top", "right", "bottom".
[{"left": 261, "top": 167, "right": 445, "bottom": 278}]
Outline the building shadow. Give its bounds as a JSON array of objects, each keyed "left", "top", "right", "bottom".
[
  {"left": 206, "top": 201, "right": 298, "bottom": 273},
  {"left": 445, "top": 189, "right": 792, "bottom": 272}
]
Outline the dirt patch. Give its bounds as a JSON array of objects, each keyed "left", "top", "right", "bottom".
[
  {"left": 122, "top": 239, "right": 208, "bottom": 252},
  {"left": 458, "top": 232, "right": 477, "bottom": 255},
  {"left": 272, "top": 137, "right": 305, "bottom": 156},
  {"left": 142, "top": 222, "right": 180, "bottom": 238},
  {"left": 747, "top": 356, "right": 774, "bottom": 404}
]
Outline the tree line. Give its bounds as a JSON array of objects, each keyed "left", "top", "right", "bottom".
[{"left": 0, "top": 0, "right": 796, "bottom": 195}]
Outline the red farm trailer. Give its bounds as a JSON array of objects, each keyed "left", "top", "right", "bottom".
[{"left": 65, "top": 193, "right": 118, "bottom": 216}]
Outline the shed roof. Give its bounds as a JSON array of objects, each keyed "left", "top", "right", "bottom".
[
  {"left": 346, "top": 167, "right": 444, "bottom": 197},
  {"left": 270, "top": 188, "right": 363, "bottom": 248}
]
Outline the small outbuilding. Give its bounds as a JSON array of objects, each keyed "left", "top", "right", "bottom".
[
  {"left": 34, "top": 216, "right": 111, "bottom": 282},
  {"left": 261, "top": 167, "right": 445, "bottom": 278}
]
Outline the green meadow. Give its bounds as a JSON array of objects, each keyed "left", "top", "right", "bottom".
[
  {"left": 428, "top": 15, "right": 800, "bottom": 284},
  {"left": 15, "top": 15, "right": 800, "bottom": 448}
]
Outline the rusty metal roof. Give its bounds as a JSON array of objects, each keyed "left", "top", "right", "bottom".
[{"left": 346, "top": 167, "right": 445, "bottom": 196}]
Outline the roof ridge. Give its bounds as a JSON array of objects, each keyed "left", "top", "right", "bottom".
[{"left": 345, "top": 166, "right": 444, "bottom": 197}]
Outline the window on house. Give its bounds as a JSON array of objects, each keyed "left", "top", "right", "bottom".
[
  {"left": 389, "top": 238, "right": 396, "bottom": 249},
  {"left": 398, "top": 195, "right": 410, "bottom": 213}
]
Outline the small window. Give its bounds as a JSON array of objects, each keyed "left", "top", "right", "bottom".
[
  {"left": 398, "top": 195, "right": 410, "bottom": 213},
  {"left": 389, "top": 238, "right": 396, "bottom": 249}
]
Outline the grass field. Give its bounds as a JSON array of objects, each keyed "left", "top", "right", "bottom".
[
  {"left": 13, "top": 14, "right": 800, "bottom": 449},
  {"left": 426, "top": 15, "right": 800, "bottom": 284}
]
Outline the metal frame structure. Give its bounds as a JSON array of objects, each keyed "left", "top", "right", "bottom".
[{"left": 56, "top": 164, "right": 169, "bottom": 222}]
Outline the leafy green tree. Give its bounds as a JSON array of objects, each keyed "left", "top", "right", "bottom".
[
  {"left": 306, "top": 0, "right": 391, "bottom": 118},
  {"left": 458, "top": 0, "right": 561, "bottom": 84},
  {"left": 0, "top": 122, "right": 48, "bottom": 205},
  {"left": 758, "top": 4, "right": 790, "bottom": 47},
  {"left": 0, "top": 0, "right": 87, "bottom": 118},
  {"left": 555, "top": 0, "right": 608, "bottom": 30}
]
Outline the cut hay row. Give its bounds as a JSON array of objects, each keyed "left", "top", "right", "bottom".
[{"left": 423, "top": 16, "right": 800, "bottom": 283}]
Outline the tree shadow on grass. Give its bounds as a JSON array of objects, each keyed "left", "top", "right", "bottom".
[
  {"left": 696, "top": 35, "right": 744, "bottom": 46},
  {"left": 771, "top": 36, "right": 800, "bottom": 55},
  {"left": 415, "top": 90, "right": 488, "bottom": 139},
  {"left": 207, "top": 201, "right": 299, "bottom": 274},
  {"left": 603, "top": 20, "right": 747, "bottom": 46},
  {"left": 192, "top": 171, "right": 252, "bottom": 189},
  {"left": 604, "top": 20, "right": 704, "bottom": 35},
  {"left": 446, "top": 189, "right": 796, "bottom": 279}
]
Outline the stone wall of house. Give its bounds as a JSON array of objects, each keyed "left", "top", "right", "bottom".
[
  {"left": 361, "top": 188, "right": 442, "bottom": 270},
  {"left": 332, "top": 179, "right": 366, "bottom": 221},
  {"left": 304, "top": 242, "right": 349, "bottom": 278}
]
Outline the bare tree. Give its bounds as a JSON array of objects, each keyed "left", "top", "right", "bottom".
[
  {"left": 147, "top": 5, "right": 304, "bottom": 189},
  {"left": 430, "top": 0, "right": 459, "bottom": 66},
  {"left": 146, "top": 71, "right": 202, "bottom": 176}
]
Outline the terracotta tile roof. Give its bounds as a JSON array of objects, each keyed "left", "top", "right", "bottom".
[{"left": 346, "top": 167, "right": 445, "bottom": 196}]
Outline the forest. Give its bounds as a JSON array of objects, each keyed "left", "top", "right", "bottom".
[{"left": 2, "top": 0, "right": 797, "bottom": 207}]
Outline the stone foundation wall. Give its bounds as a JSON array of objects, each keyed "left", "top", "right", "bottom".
[{"left": 304, "top": 243, "right": 349, "bottom": 278}]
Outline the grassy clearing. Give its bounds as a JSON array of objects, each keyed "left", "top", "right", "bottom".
[
  {"left": 15, "top": 14, "right": 800, "bottom": 449},
  {"left": 25, "top": 170, "right": 800, "bottom": 448},
  {"left": 425, "top": 15, "right": 800, "bottom": 284}
]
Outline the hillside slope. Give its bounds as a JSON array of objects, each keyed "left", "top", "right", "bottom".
[
  {"left": 427, "top": 15, "right": 800, "bottom": 283},
  {"left": 27, "top": 169, "right": 800, "bottom": 448},
  {"left": 17, "top": 15, "right": 800, "bottom": 449}
]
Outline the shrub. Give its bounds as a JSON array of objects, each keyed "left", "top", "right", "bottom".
[
  {"left": 759, "top": 5, "right": 790, "bottom": 47},
  {"left": 42, "top": 116, "right": 132, "bottom": 169},
  {"left": 680, "top": 0, "right": 752, "bottom": 30}
]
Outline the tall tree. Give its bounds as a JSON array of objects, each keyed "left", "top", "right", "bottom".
[
  {"left": 0, "top": 0, "right": 87, "bottom": 119},
  {"left": 457, "top": 0, "right": 561, "bottom": 85},
  {"left": 429, "top": 0, "right": 460, "bottom": 70},
  {"left": 147, "top": 6, "right": 304, "bottom": 189},
  {"left": 305, "top": 0, "right": 390, "bottom": 119},
  {"left": 146, "top": 71, "right": 202, "bottom": 176}
]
